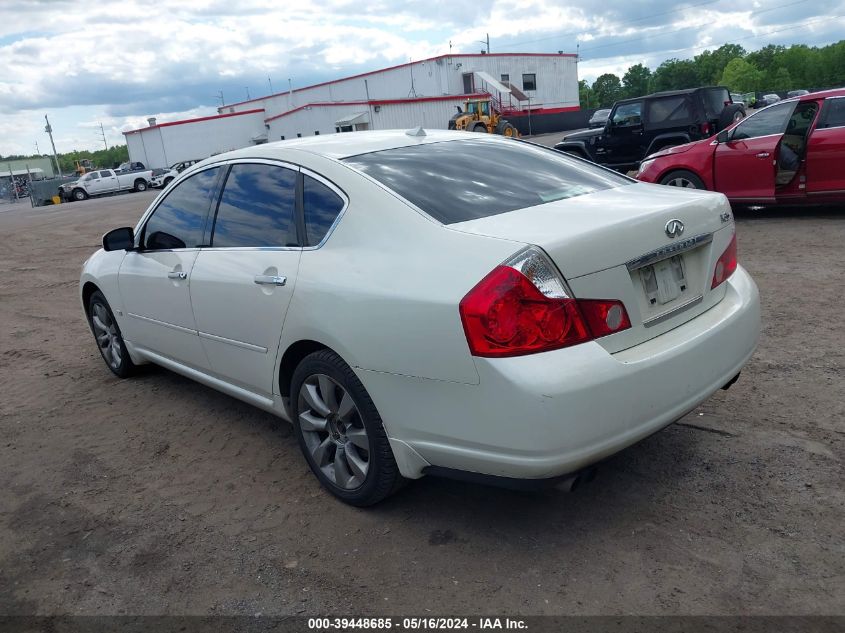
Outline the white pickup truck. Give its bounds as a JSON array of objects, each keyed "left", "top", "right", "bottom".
[{"left": 60, "top": 168, "right": 153, "bottom": 202}]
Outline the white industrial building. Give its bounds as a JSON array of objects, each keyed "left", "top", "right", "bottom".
[{"left": 125, "top": 52, "right": 580, "bottom": 169}]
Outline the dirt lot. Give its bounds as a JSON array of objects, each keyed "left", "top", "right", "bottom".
[{"left": 0, "top": 191, "right": 843, "bottom": 616}]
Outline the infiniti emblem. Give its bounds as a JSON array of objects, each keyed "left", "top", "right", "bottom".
[{"left": 665, "top": 219, "right": 685, "bottom": 238}]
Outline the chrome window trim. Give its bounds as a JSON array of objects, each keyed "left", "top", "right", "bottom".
[{"left": 135, "top": 157, "right": 350, "bottom": 253}]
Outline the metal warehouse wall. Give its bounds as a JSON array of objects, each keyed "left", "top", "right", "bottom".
[
  {"left": 224, "top": 54, "right": 578, "bottom": 119},
  {"left": 126, "top": 111, "right": 267, "bottom": 169},
  {"left": 268, "top": 96, "right": 486, "bottom": 140},
  {"left": 372, "top": 98, "right": 469, "bottom": 129},
  {"left": 1, "top": 157, "right": 56, "bottom": 179}
]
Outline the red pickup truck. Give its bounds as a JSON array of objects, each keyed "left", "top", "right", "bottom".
[{"left": 636, "top": 89, "right": 845, "bottom": 206}]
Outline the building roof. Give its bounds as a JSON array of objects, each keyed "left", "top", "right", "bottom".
[
  {"left": 221, "top": 52, "right": 576, "bottom": 111},
  {"left": 123, "top": 108, "right": 265, "bottom": 135}
]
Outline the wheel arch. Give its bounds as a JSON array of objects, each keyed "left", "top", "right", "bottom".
[
  {"left": 81, "top": 281, "right": 100, "bottom": 316},
  {"left": 644, "top": 133, "right": 691, "bottom": 157},
  {"left": 278, "top": 339, "right": 333, "bottom": 398}
]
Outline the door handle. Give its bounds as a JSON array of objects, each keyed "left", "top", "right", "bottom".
[
  {"left": 756, "top": 152, "right": 770, "bottom": 158},
  {"left": 167, "top": 271, "right": 187, "bottom": 280},
  {"left": 254, "top": 275, "right": 287, "bottom": 286}
]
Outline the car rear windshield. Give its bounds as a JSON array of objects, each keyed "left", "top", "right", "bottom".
[
  {"left": 702, "top": 88, "right": 730, "bottom": 119},
  {"left": 343, "top": 139, "right": 630, "bottom": 224}
]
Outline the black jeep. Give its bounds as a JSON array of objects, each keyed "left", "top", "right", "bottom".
[{"left": 554, "top": 86, "right": 745, "bottom": 172}]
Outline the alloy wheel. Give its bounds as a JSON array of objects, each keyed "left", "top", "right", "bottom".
[
  {"left": 91, "top": 302, "right": 122, "bottom": 370},
  {"left": 297, "top": 374, "right": 370, "bottom": 490},
  {"left": 666, "top": 177, "right": 699, "bottom": 188}
]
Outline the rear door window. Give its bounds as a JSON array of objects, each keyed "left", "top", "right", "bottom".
[
  {"left": 211, "top": 163, "right": 298, "bottom": 248},
  {"left": 143, "top": 167, "right": 221, "bottom": 250},
  {"left": 819, "top": 98, "right": 845, "bottom": 129},
  {"left": 344, "top": 139, "right": 630, "bottom": 224}
]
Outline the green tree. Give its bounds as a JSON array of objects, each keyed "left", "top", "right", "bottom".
[
  {"left": 578, "top": 79, "right": 598, "bottom": 108},
  {"left": 649, "top": 58, "right": 700, "bottom": 91},
  {"left": 768, "top": 67, "right": 793, "bottom": 92},
  {"left": 591, "top": 73, "right": 623, "bottom": 107},
  {"left": 694, "top": 44, "right": 747, "bottom": 85},
  {"left": 719, "top": 58, "right": 763, "bottom": 93},
  {"left": 622, "top": 64, "right": 652, "bottom": 99}
]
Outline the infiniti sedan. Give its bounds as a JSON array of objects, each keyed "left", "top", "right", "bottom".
[{"left": 81, "top": 130, "right": 760, "bottom": 505}]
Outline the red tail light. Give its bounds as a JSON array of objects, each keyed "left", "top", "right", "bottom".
[
  {"left": 711, "top": 233, "right": 738, "bottom": 289},
  {"left": 459, "top": 248, "right": 630, "bottom": 357}
]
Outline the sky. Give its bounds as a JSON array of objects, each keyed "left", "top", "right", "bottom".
[{"left": 1, "top": 0, "right": 844, "bottom": 156}]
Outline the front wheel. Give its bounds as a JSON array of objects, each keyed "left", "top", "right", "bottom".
[
  {"left": 471, "top": 123, "right": 487, "bottom": 133},
  {"left": 659, "top": 170, "right": 706, "bottom": 190},
  {"left": 87, "top": 290, "right": 136, "bottom": 378},
  {"left": 291, "top": 350, "right": 404, "bottom": 506},
  {"left": 72, "top": 188, "right": 88, "bottom": 201},
  {"left": 134, "top": 179, "right": 148, "bottom": 192}
]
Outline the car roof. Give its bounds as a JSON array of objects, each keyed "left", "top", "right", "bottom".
[
  {"left": 614, "top": 86, "right": 728, "bottom": 105},
  {"left": 799, "top": 88, "right": 845, "bottom": 100},
  {"left": 201, "top": 129, "right": 505, "bottom": 161}
]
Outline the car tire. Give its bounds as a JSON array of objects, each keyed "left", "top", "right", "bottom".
[
  {"left": 87, "top": 290, "right": 136, "bottom": 378},
  {"left": 718, "top": 104, "right": 745, "bottom": 131},
  {"left": 72, "top": 188, "right": 88, "bottom": 201},
  {"left": 291, "top": 349, "right": 404, "bottom": 506},
  {"left": 164, "top": 177, "right": 174, "bottom": 187},
  {"left": 659, "top": 170, "right": 707, "bottom": 190},
  {"left": 134, "top": 179, "right": 148, "bottom": 192}
]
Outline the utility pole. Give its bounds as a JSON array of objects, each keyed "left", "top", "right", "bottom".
[
  {"left": 245, "top": 86, "right": 251, "bottom": 100},
  {"left": 35, "top": 140, "right": 40, "bottom": 155},
  {"left": 44, "top": 115, "right": 61, "bottom": 177},
  {"left": 215, "top": 90, "right": 225, "bottom": 107},
  {"left": 98, "top": 122, "right": 109, "bottom": 151},
  {"left": 486, "top": 33, "right": 490, "bottom": 54},
  {"left": 268, "top": 76, "right": 274, "bottom": 94}
]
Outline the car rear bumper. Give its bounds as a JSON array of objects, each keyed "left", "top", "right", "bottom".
[{"left": 358, "top": 266, "right": 760, "bottom": 480}]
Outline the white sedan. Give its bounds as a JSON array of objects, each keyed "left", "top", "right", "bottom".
[{"left": 80, "top": 130, "right": 761, "bottom": 506}]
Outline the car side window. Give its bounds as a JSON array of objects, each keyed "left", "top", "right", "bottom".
[
  {"left": 303, "top": 175, "right": 345, "bottom": 246},
  {"left": 143, "top": 167, "right": 221, "bottom": 250},
  {"left": 819, "top": 98, "right": 845, "bottom": 129},
  {"left": 211, "top": 163, "right": 297, "bottom": 248},
  {"left": 88, "top": 172, "right": 100, "bottom": 180},
  {"left": 99, "top": 171, "right": 112, "bottom": 178},
  {"left": 646, "top": 96, "right": 692, "bottom": 127},
  {"left": 731, "top": 102, "right": 795, "bottom": 141},
  {"left": 611, "top": 102, "right": 642, "bottom": 127}
]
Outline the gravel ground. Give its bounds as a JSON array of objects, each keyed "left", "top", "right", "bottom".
[{"left": 0, "top": 190, "right": 843, "bottom": 616}]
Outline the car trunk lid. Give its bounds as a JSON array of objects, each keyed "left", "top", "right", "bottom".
[{"left": 448, "top": 182, "right": 735, "bottom": 352}]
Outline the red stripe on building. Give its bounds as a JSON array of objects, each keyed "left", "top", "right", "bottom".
[{"left": 123, "top": 108, "right": 265, "bottom": 135}]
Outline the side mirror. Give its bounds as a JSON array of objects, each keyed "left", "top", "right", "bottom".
[
  {"left": 716, "top": 130, "right": 730, "bottom": 144},
  {"left": 103, "top": 227, "right": 135, "bottom": 251}
]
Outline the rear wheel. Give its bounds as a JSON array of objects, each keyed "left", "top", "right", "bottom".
[
  {"left": 134, "top": 179, "right": 148, "bottom": 192},
  {"left": 471, "top": 123, "right": 487, "bottom": 133},
  {"left": 291, "top": 350, "right": 404, "bottom": 506},
  {"left": 659, "top": 170, "right": 706, "bottom": 190}
]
